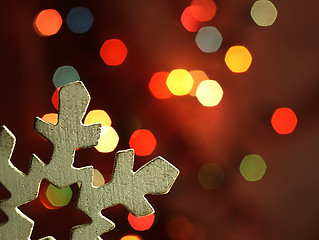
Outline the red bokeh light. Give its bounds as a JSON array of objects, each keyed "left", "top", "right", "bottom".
[
  {"left": 129, "top": 129, "right": 157, "bottom": 156},
  {"left": 127, "top": 212, "right": 155, "bottom": 231},
  {"left": 148, "top": 72, "right": 172, "bottom": 99},
  {"left": 100, "top": 39, "right": 128, "bottom": 66},
  {"left": 181, "top": 7, "right": 202, "bottom": 32},
  {"left": 190, "top": 0, "right": 217, "bottom": 22},
  {"left": 271, "top": 107, "right": 297, "bottom": 134},
  {"left": 34, "top": 9, "right": 63, "bottom": 36},
  {"left": 51, "top": 87, "right": 60, "bottom": 110}
]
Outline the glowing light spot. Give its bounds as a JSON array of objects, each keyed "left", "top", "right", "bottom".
[
  {"left": 225, "top": 46, "right": 252, "bottom": 73},
  {"left": 34, "top": 9, "right": 62, "bottom": 36},
  {"left": 94, "top": 126, "right": 119, "bottom": 153},
  {"left": 128, "top": 213, "right": 155, "bottom": 231},
  {"left": 167, "top": 216, "right": 194, "bottom": 240},
  {"left": 66, "top": 7, "right": 94, "bottom": 33},
  {"left": 93, "top": 169, "right": 105, "bottom": 187},
  {"left": 120, "top": 235, "right": 142, "bottom": 240},
  {"left": 40, "top": 182, "right": 59, "bottom": 210},
  {"left": 166, "top": 69, "right": 194, "bottom": 96},
  {"left": 52, "top": 66, "right": 80, "bottom": 89},
  {"left": 195, "top": 26, "right": 222, "bottom": 53},
  {"left": 251, "top": 0, "right": 277, "bottom": 27},
  {"left": 190, "top": 0, "right": 217, "bottom": 22},
  {"left": 196, "top": 80, "right": 223, "bottom": 107},
  {"left": 181, "top": 7, "right": 202, "bottom": 32},
  {"left": 148, "top": 72, "right": 172, "bottom": 99},
  {"left": 271, "top": 108, "right": 297, "bottom": 134},
  {"left": 42, "top": 113, "right": 58, "bottom": 125},
  {"left": 84, "top": 109, "right": 112, "bottom": 127},
  {"left": 46, "top": 184, "right": 73, "bottom": 207},
  {"left": 198, "top": 163, "right": 224, "bottom": 190},
  {"left": 189, "top": 70, "right": 209, "bottom": 96},
  {"left": 51, "top": 87, "right": 60, "bottom": 110},
  {"left": 129, "top": 129, "right": 157, "bottom": 156},
  {"left": 240, "top": 154, "right": 266, "bottom": 181},
  {"left": 100, "top": 39, "right": 127, "bottom": 66}
]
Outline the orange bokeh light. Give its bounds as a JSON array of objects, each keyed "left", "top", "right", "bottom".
[
  {"left": 224, "top": 45, "right": 252, "bottom": 73},
  {"left": 190, "top": 0, "right": 217, "bottom": 22},
  {"left": 128, "top": 213, "right": 155, "bottom": 231},
  {"left": 148, "top": 72, "right": 172, "bottom": 99},
  {"left": 100, "top": 39, "right": 128, "bottom": 66},
  {"left": 39, "top": 181, "right": 59, "bottom": 210},
  {"left": 51, "top": 87, "right": 60, "bottom": 111},
  {"left": 42, "top": 113, "right": 58, "bottom": 125},
  {"left": 34, "top": 9, "right": 63, "bottom": 36},
  {"left": 271, "top": 107, "right": 298, "bottom": 134},
  {"left": 181, "top": 7, "right": 202, "bottom": 32},
  {"left": 129, "top": 129, "right": 157, "bottom": 156}
]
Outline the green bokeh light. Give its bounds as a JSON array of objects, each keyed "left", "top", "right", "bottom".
[
  {"left": 46, "top": 184, "right": 73, "bottom": 207},
  {"left": 239, "top": 154, "right": 266, "bottom": 181}
]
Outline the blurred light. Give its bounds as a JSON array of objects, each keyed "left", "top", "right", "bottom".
[
  {"left": 53, "top": 66, "right": 80, "bottom": 89},
  {"left": 181, "top": 7, "right": 202, "bottom": 32},
  {"left": 120, "top": 235, "right": 142, "bottom": 240},
  {"left": 167, "top": 216, "right": 194, "bottom": 240},
  {"left": 251, "top": 0, "right": 277, "bottom": 27},
  {"left": 166, "top": 69, "right": 194, "bottom": 96},
  {"left": 240, "top": 154, "right": 266, "bottom": 181},
  {"left": 34, "top": 9, "right": 62, "bottom": 36},
  {"left": 100, "top": 39, "right": 127, "bottom": 66},
  {"left": 40, "top": 182, "right": 59, "bottom": 210},
  {"left": 190, "top": 0, "right": 217, "bottom": 22},
  {"left": 148, "top": 72, "right": 172, "bottom": 99},
  {"left": 196, "top": 80, "right": 223, "bottom": 107},
  {"left": 189, "top": 70, "right": 209, "bottom": 96},
  {"left": 84, "top": 109, "right": 112, "bottom": 127},
  {"left": 129, "top": 129, "right": 157, "bottom": 156},
  {"left": 195, "top": 26, "right": 222, "bottom": 53},
  {"left": 271, "top": 107, "right": 297, "bottom": 134},
  {"left": 42, "top": 113, "right": 58, "bottom": 125},
  {"left": 198, "top": 163, "right": 224, "bottom": 189},
  {"left": 93, "top": 169, "right": 105, "bottom": 187},
  {"left": 66, "top": 7, "right": 94, "bottom": 33},
  {"left": 46, "top": 184, "right": 73, "bottom": 207},
  {"left": 127, "top": 212, "right": 155, "bottom": 231},
  {"left": 95, "top": 126, "right": 119, "bottom": 153},
  {"left": 225, "top": 46, "right": 252, "bottom": 73},
  {"left": 51, "top": 88, "right": 60, "bottom": 110}
]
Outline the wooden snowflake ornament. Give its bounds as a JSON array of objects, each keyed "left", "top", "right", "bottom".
[{"left": 0, "top": 81, "right": 179, "bottom": 239}]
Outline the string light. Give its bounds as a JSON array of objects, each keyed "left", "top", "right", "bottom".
[
  {"left": 195, "top": 26, "right": 222, "bottom": 53},
  {"left": 42, "top": 113, "right": 58, "bottom": 125},
  {"left": 190, "top": 0, "right": 217, "bottom": 22},
  {"left": 46, "top": 184, "right": 73, "bottom": 207},
  {"left": 148, "top": 72, "right": 172, "bottom": 99},
  {"left": 52, "top": 66, "right": 80, "bottom": 89},
  {"left": 66, "top": 7, "right": 94, "bottom": 33}
]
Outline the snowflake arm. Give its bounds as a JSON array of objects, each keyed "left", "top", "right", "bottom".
[{"left": 72, "top": 149, "right": 179, "bottom": 239}]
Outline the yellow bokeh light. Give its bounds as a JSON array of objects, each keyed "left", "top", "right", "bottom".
[
  {"left": 196, "top": 80, "right": 223, "bottom": 107},
  {"left": 84, "top": 109, "right": 111, "bottom": 127},
  {"left": 189, "top": 70, "right": 209, "bottom": 96},
  {"left": 120, "top": 235, "right": 142, "bottom": 240},
  {"left": 166, "top": 69, "right": 194, "bottom": 96},
  {"left": 95, "top": 126, "right": 119, "bottom": 153},
  {"left": 224, "top": 46, "right": 252, "bottom": 73},
  {"left": 42, "top": 113, "right": 58, "bottom": 125},
  {"left": 93, "top": 169, "right": 105, "bottom": 187}
]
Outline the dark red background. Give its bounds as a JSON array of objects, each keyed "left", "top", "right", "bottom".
[{"left": 1, "top": 0, "right": 319, "bottom": 239}]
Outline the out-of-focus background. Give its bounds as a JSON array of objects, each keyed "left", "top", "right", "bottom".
[{"left": 1, "top": 0, "right": 319, "bottom": 239}]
